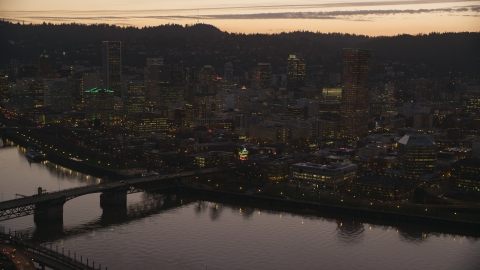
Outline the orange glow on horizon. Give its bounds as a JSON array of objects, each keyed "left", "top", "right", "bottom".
[{"left": 0, "top": 0, "right": 478, "bottom": 36}]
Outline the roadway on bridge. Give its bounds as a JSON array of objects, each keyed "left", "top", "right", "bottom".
[
  {"left": 1, "top": 243, "right": 36, "bottom": 270},
  {"left": 0, "top": 167, "right": 224, "bottom": 213}
]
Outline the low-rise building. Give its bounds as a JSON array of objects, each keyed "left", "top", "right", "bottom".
[
  {"left": 194, "top": 118, "right": 235, "bottom": 131},
  {"left": 311, "top": 148, "right": 355, "bottom": 164},
  {"left": 397, "top": 134, "right": 437, "bottom": 177},
  {"left": 349, "top": 175, "right": 419, "bottom": 200},
  {"left": 444, "top": 147, "right": 472, "bottom": 159},
  {"left": 190, "top": 141, "right": 237, "bottom": 153},
  {"left": 249, "top": 124, "right": 292, "bottom": 143},
  {"left": 128, "top": 113, "right": 169, "bottom": 135},
  {"left": 191, "top": 151, "right": 235, "bottom": 168},
  {"left": 290, "top": 162, "right": 358, "bottom": 189},
  {"left": 451, "top": 158, "right": 480, "bottom": 192},
  {"left": 262, "top": 160, "right": 293, "bottom": 181}
]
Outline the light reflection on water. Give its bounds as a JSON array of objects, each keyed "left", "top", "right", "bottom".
[
  {"left": 336, "top": 220, "right": 365, "bottom": 244},
  {"left": 46, "top": 199, "right": 480, "bottom": 270},
  {"left": 1, "top": 140, "right": 480, "bottom": 270}
]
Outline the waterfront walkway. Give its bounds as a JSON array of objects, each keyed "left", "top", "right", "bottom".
[{"left": 184, "top": 187, "right": 480, "bottom": 231}]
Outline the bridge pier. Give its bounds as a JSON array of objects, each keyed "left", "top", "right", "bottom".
[
  {"left": 34, "top": 218, "right": 63, "bottom": 240},
  {"left": 100, "top": 187, "right": 128, "bottom": 207},
  {"left": 34, "top": 196, "right": 66, "bottom": 221},
  {"left": 101, "top": 204, "right": 127, "bottom": 222}
]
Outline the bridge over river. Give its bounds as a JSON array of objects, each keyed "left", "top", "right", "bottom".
[{"left": 0, "top": 167, "right": 229, "bottom": 222}]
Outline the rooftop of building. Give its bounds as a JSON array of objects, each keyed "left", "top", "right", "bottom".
[
  {"left": 365, "top": 133, "right": 396, "bottom": 140},
  {"left": 292, "top": 162, "right": 357, "bottom": 171},
  {"left": 397, "top": 134, "right": 436, "bottom": 147},
  {"left": 343, "top": 48, "right": 371, "bottom": 51},
  {"left": 311, "top": 148, "right": 355, "bottom": 156},
  {"left": 453, "top": 157, "right": 480, "bottom": 166},
  {"left": 445, "top": 147, "right": 472, "bottom": 152},
  {"left": 84, "top": 88, "right": 114, "bottom": 93},
  {"left": 193, "top": 141, "right": 235, "bottom": 147},
  {"left": 354, "top": 175, "right": 418, "bottom": 186},
  {"left": 134, "top": 112, "right": 169, "bottom": 118},
  {"left": 39, "top": 51, "right": 50, "bottom": 58},
  {"left": 191, "top": 151, "right": 234, "bottom": 158},
  {"left": 252, "top": 123, "right": 289, "bottom": 128},
  {"left": 247, "top": 153, "right": 306, "bottom": 163}
]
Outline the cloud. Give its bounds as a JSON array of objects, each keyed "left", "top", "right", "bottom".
[
  {"left": 14, "top": 6, "right": 479, "bottom": 21},
  {"left": 3, "top": 0, "right": 479, "bottom": 14},
  {"left": 1, "top": 1, "right": 478, "bottom": 25},
  {"left": 188, "top": 7, "right": 477, "bottom": 20},
  {"left": 470, "top": 6, "right": 480, "bottom": 12}
]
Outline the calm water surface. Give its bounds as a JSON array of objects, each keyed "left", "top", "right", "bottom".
[{"left": 1, "top": 140, "right": 479, "bottom": 270}]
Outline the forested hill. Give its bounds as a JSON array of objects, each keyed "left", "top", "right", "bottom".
[
  {"left": 0, "top": 21, "right": 225, "bottom": 41},
  {"left": 0, "top": 21, "right": 479, "bottom": 75}
]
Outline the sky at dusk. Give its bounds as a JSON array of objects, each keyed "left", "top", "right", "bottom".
[{"left": 1, "top": 0, "right": 479, "bottom": 35}]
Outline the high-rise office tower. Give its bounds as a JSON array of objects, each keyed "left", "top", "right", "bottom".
[
  {"left": 72, "top": 72, "right": 84, "bottom": 109},
  {"left": 145, "top": 58, "right": 171, "bottom": 104},
  {"left": 385, "top": 83, "right": 395, "bottom": 102},
  {"left": 158, "top": 82, "right": 185, "bottom": 104},
  {"left": 122, "top": 80, "right": 145, "bottom": 114},
  {"left": 223, "top": 62, "right": 234, "bottom": 82},
  {"left": 51, "top": 79, "right": 73, "bottom": 112},
  {"left": 85, "top": 88, "right": 114, "bottom": 125},
  {"left": 322, "top": 87, "right": 342, "bottom": 103},
  {"left": 0, "top": 75, "right": 9, "bottom": 102},
  {"left": 146, "top": 58, "right": 163, "bottom": 67},
  {"left": 30, "top": 78, "right": 44, "bottom": 108},
  {"left": 102, "top": 41, "right": 122, "bottom": 97},
  {"left": 286, "top": 54, "right": 306, "bottom": 96},
  {"left": 43, "top": 78, "right": 72, "bottom": 111},
  {"left": 252, "top": 63, "right": 272, "bottom": 89},
  {"left": 259, "top": 63, "right": 272, "bottom": 89},
  {"left": 199, "top": 65, "right": 217, "bottom": 85},
  {"left": 20, "top": 66, "right": 38, "bottom": 78},
  {"left": 340, "top": 48, "right": 371, "bottom": 141},
  {"left": 83, "top": 69, "right": 102, "bottom": 90},
  {"left": 38, "top": 51, "right": 53, "bottom": 77}
]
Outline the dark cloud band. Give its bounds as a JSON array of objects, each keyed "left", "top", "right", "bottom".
[
  {"left": 3, "top": 0, "right": 478, "bottom": 14},
  {"left": 12, "top": 6, "right": 479, "bottom": 21}
]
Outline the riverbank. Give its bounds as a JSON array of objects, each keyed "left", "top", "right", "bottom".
[
  {"left": 181, "top": 173, "right": 480, "bottom": 222},
  {"left": 2, "top": 132, "right": 126, "bottom": 180},
  {"left": 3, "top": 131, "right": 479, "bottom": 234},
  {"left": 181, "top": 186, "right": 480, "bottom": 235}
]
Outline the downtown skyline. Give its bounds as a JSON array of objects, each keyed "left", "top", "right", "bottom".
[
  {"left": 1, "top": 1, "right": 480, "bottom": 268},
  {"left": 1, "top": 0, "right": 479, "bottom": 35}
]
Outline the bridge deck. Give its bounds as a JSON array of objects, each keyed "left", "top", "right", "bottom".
[{"left": 0, "top": 167, "right": 225, "bottom": 212}]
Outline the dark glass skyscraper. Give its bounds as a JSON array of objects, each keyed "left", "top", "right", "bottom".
[
  {"left": 223, "top": 62, "right": 234, "bottom": 82},
  {"left": 38, "top": 51, "right": 52, "bottom": 77},
  {"left": 286, "top": 53, "right": 306, "bottom": 96},
  {"left": 145, "top": 58, "right": 172, "bottom": 104},
  {"left": 102, "top": 41, "right": 122, "bottom": 97},
  {"left": 340, "top": 48, "right": 371, "bottom": 141},
  {"left": 252, "top": 63, "right": 272, "bottom": 89}
]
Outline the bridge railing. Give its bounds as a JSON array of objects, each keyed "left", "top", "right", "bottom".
[
  {"left": 0, "top": 167, "right": 231, "bottom": 205},
  {"left": 1, "top": 184, "right": 99, "bottom": 203},
  {"left": 0, "top": 227, "right": 106, "bottom": 270}
]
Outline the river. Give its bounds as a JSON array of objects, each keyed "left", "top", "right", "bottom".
[{"left": 1, "top": 139, "right": 479, "bottom": 270}]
